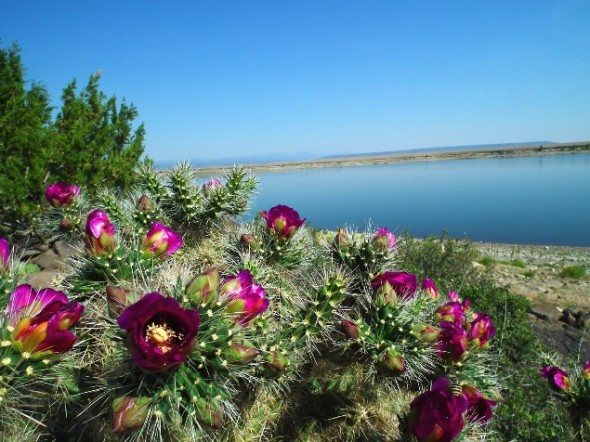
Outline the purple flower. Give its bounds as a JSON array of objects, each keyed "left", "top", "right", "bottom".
[
  {"left": 371, "top": 271, "right": 418, "bottom": 301},
  {"left": 84, "top": 209, "right": 116, "bottom": 256},
  {"left": 143, "top": 222, "right": 182, "bottom": 257},
  {"left": 422, "top": 278, "right": 439, "bottom": 299},
  {"left": 7, "top": 284, "right": 83, "bottom": 361},
  {"left": 0, "top": 237, "right": 10, "bottom": 270},
  {"left": 540, "top": 365, "right": 572, "bottom": 392},
  {"left": 435, "top": 302, "right": 466, "bottom": 325},
  {"left": 437, "top": 321, "right": 468, "bottom": 363},
  {"left": 219, "top": 270, "right": 269, "bottom": 325},
  {"left": 203, "top": 179, "right": 223, "bottom": 192},
  {"left": 117, "top": 292, "right": 200, "bottom": 373},
  {"left": 461, "top": 385, "right": 497, "bottom": 424},
  {"left": 260, "top": 205, "right": 305, "bottom": 239},
  {"left": 469, "top": 313, "right": 496, "bottom": 349},
  {"left": 45, "top": 182, "right": 80, "bottom": 207},
  {"left": 583, "top": 360, "right": 590, "bottom": 380},
  {"left": 408, "top": 377, "right": 468, "bottom": 442},
  {"left": 372, "top": 227, "right": 396, "bottom": 252}
]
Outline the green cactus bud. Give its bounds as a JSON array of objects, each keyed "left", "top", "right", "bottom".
[
  {"left": 413, "top": 323, "right": 441, "bottom": 343},
  {"left": 376, "top": 282, "right": 397, "bottom": 306},
  {"left": 193, "top": 397, "right": 223, "bottom": 430},
  {"left": 222, "top": 342, "right": 260, "bottom": 365},
  {"left": 112, "top": 396, "right": 151, "bottom": 433},
  {"left": 261, "top": 350, "right": 288, "bottom": 378},
  {"left": 186, "top": 268, "right": 219, "bottom": 305},
  {"left": 377, "top": 348, "right": 406, "bottom": 376}
]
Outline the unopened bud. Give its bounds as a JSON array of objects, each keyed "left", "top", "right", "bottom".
[
  {"left": 261, "top": 350, "right": 288, "bottom": 378},
  {"left": 186, "top": 268, "right": 219, "bottom": 305},
  {"left": 59, "top": 218, "right": 73, "bottom": 231},
  {"left": 222, "top": 342, "right": 260, "bottom": 365},
  {"left": 341, "top": 320, "right": 360, "bottom": 340},
  {"left": 240, "top": 234, "right": 259, "bottom": 250},
  {"left": 334, "top": 227, "right": 351, "bottom": 250},
  {"left": 377, "top": 349, "right": 406, "bottom": 376},
  {"left": 193, "top": 397, "right": 223, "bottom": 430},
  {"left": 413, "top": 324, "right": 441, "bottom": 344},
  {"left": 106, "top": 286, "right": 130, "bottom": 317},
  {"left": 112, "top": 396, "right": 151, "bottom": 433},
  {"left": 136, "top": 194, "right": 153, "bottom": 211}
]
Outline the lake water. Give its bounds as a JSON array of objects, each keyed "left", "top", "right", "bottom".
[{"left": 241, "top": 154, "right": 590, "bottom": 246}]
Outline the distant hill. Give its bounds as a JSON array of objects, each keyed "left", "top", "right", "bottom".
[
  {"left": 320, "top": 141, "right": 557, "bottom": 160},
  {"left": 155, "top": 141, "right": 558, "bottom": 169}
]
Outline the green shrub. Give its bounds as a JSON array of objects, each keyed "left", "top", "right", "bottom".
[
  {"left": 560, "top": 265, "right": 587, "bottom": 279},
  {"left": 0, "top": 43, "right": 145, "bottom": 233},
  {"left": 523, "top": 269, "right": 535, "bottom": 278},
  {"left": 478, "top": 256, "right": 496, "bottom": 266}
]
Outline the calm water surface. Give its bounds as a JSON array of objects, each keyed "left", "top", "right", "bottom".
[{"left": 242, "top": 154, "right": 590, "bottom": 246}]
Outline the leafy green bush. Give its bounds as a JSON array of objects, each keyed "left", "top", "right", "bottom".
[
  {"left": 478, "top": 256, "right": 496, "bottom": 267},
  {"left": 560, "top": 265, "right": 587, "bottom": 280},
  {"left": 0, "top": 43, "right": 145, "bottom": 233}
]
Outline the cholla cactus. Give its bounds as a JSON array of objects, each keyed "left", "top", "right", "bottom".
[{"left": 21, "top": 168, "right": 503, "bottom": 442}]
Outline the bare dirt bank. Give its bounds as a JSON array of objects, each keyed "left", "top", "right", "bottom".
[{"left": 191, "top": 142, "right": 590, "bottom": 176}]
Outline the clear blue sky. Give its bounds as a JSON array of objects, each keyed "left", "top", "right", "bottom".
[{"left": 4, "top": 0, "right": 590, "bottom": 163}]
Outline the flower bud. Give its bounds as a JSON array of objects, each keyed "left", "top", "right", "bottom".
[
  {"left": 583, "top": 361, "right": 590, "bottom": 380},
  {"left": 240, "top": 234, "right": 260, "bottom": 250},
  {"left": 222, "top": 342, "right": 260, "bottom": 365},
  {"left": 112, "top": 396, "right": 151, "bottom": 433},
  {"left": 0, "top": 237, "right": 10, "bottom": 271},
  {"left": 333, "top": 227, "right": 351, "bottom": 250},
  {"left": 540, "top": 366, "right": 572, "bottom": 392},
  {"left": 143, "top": 222, "right": 182, "bottom": 257},
  {"left": 421, "top": 278, "right": 438, "bottom": 299},
  {"left": 414, "top": 324, "right": 441, "bottom": 343},
  {"left": 186, "top": 268, "right": 219, "bottom": 305},
  {"left": 106, "top": 286, "right": 130, "bottom": 317},
  {"left": 261, "top": 350, "right": 288, "bottom": 378},
  {"left": 136, "top": 194, "right": 154, "bottom": 211},
  {"left": 203, "top": 179, "right": 223, "bottom": 192},
  {"left": 193, "top": 397, "right": 223, "bottom": 430},
  {"left": 371, "top": 227, "right": 396, "bottom": 252},
  {"left": 341, "top": 320, "right": 360, "bottom": 340},
  {"left": 469, "top": 313, "right": 496, "bottom": 349},
  {"left": 378, "top": 348, "right": 406, "bottom": 376},
  {"left": 45, "top": 182, "right": 79, "bottom": 207},
  {"left": 85, "top": 210, "right": 116, "bottom": 256}
]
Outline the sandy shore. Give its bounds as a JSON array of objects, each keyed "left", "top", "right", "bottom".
[{"left": 190, "top": 142, "right": 590, "bottom": 176}]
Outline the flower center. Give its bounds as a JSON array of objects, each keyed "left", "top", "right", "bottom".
[{"left": 145, "top": 322, "right": 183, "bottom": 353}]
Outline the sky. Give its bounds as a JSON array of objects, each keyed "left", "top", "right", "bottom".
[{"left": 4, "top": 0, "right": 590, "bottom": 163}]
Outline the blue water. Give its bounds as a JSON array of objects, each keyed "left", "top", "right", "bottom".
[{"left": 242, "top": 154, "right": 590, "bottom": 246}]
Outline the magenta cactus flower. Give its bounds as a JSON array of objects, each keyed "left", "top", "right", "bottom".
[
  {"left": 435, "top": 301, "right": 466, "bottom": 325},
  {"left": 469, "top": 313, "right": 496, "bottom": 348},
  {"left": 421, "top": 278, "right": 439, "bottom": 299},
  {"left": 461, "top": 385, "right": 497, "bottom": 424},
  {"left": 372, "top": 227, "right": 396, "bottom": 251},
  {"left": 447, "top": 291, "right": 460, "bottom": 302},
  {"left": 219, "top": 270, "right": 269, "bottom": 325},
  {"left": 408, "top": 377, "right": 468, "bottom": 442},
  {"left": 45, "top": 182, "right": 80, "bottom": 207},
  {"left": 540, "top": 365, "right": 572, "bottom": 392},
  {"left": 84, "top": 209, "right": 116, "bottom": 256},
  {"left": 437, "top": 321, "right": 469, "bottom": 363},
  {"left": 371, "top": 271, "right": 418, "bottom": 301},
  {"left": 203, "top": 179, "right": 223, "bottom": 192},
  {"left": 0, "top": 237, "right": 10, "bottom": 270},
  {"left": 143, "top": 222, "right": 182, "bottom": 257},
  {"left": 7, "top": 284, "right": 83, "bottom": 361},
  {"left": 117, "top": 292, "right": 200, "bottom": 373},
  {"left": 583, "top": 361, "right": 590, "bottom": 380},
  {"left": 260, "top": 204, "right": 305, "bottom": 239}
]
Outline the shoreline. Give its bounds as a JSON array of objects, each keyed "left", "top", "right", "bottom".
[{"left": 189, "top": 141, "right": 590, "bottom": 176}]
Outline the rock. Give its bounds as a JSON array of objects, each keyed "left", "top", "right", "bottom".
[
  {"left": 53, "top": 239, "right": 80, "bottom": 261},
  {"left": 31, "top": 249, "right": 62, "bottom": 271},
  {"left": 25, "top": 270, "right": 63, "bottom": 289}
]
